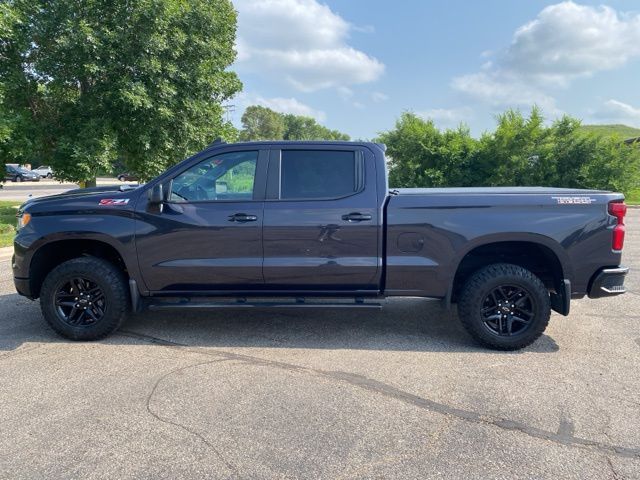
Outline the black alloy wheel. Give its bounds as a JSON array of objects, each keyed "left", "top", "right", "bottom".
[
  {"left": 480, "top": 284, "right": 534, "bottom": 336},
  {"left": 54, "top": 277, "right": 106, "bottom": 327}
]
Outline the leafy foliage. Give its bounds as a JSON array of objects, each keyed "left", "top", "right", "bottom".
[
  {"left": 240, "top": 106, "right": 285, "bottom": 141},
  {"left": 378, "top": 109, "right": 640, "bottom": 195},
  {"left": 0, "top": 0, "right": 242, "bottom": 184},
  {"left": 240, "top": 105, "right": 349, "bottom": 141}
]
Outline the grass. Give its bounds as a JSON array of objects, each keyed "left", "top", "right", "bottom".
[
  {"left": 0, "top": 200, "right": 19, "bottom": 248},
  {"left": 626, "top": 188, "right": 640, "bottom": 206},
  {"left": 579, "top": 124, "right": 640, "bottom": 139}
]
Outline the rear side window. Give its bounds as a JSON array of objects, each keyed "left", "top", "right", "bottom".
[{"left": 280, "top": 150, "right": 363, "bottom": 200}]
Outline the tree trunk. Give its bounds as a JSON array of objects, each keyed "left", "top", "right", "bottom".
[{"left": 80, "top": 178, "right": 97, "bottom": 188}]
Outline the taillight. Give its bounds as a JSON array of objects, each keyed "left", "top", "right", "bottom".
[{"left": 608, "top": 201, "right": 627, "bottom": 251}]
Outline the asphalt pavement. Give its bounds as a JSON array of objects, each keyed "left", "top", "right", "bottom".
[{"left": 0, "top": 211, "right": 639, "bottom": 479}]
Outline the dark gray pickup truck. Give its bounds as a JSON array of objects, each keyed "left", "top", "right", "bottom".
[{"left": 12, "top": 140, "right": 629, "bottom": 349}]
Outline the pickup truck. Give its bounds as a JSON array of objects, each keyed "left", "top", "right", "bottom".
[{"left": 12, "top": 140, "right": 629, "bottom": 350}]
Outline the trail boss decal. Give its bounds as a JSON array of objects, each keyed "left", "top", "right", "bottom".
[
  {"left": 551, "top": 196, "right": 596, "bottom": 205},
  {"left": 99, "top": 199, "right": 130, "bottom": 206}
]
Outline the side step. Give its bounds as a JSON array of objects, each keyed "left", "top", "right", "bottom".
[{"left": 147, "top": 298, "right": 382, "bottom": 311}]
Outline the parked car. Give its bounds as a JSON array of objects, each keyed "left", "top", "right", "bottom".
[
  {"left": 32, "top": 165, "right": 54, "bottom": 178},
  {"left": 5, "top": 164, "right": 40, "bottom": 182},
  {"left": 117, "top": 172, "right": 138, "bottom": 182},
  {"left": 13, "top": 140, "right": 628, "bottom": 350}
]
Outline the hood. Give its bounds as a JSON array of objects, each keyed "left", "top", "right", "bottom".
[{"left": 21, "top": 184, "right": 141, "bottom": 210}]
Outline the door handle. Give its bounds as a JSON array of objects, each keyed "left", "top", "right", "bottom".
[
  {"left": 341, "top": 212, "right": 372, "bottom": 222},
  {"left": 228, "top": 213, "right": 258, "bottom": 223}
]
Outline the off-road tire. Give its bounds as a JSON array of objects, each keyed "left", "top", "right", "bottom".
[
  {"left": 457, "top": 263, "right": 551, "bottom": 350},
  {"left": 40, "top": 256, "right": 129, "bottom": 340}
]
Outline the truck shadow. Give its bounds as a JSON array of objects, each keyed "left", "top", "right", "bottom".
[{"left": 0, "top": 293, "right": 559, "bottom": 354}]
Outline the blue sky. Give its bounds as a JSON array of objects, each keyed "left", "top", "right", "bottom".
[{"left": 231, "top": 0, "right": 640, "bottom": 139}]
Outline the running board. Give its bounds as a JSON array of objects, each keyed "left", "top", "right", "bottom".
[{"left": 147, "top": 298, "right": 382, "bottom": 311}]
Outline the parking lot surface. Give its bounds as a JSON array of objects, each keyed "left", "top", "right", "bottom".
[{"left": 0, "top": 211, "right": 639, "bottom": 479}]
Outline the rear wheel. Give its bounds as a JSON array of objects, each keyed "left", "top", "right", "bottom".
[
  {"left": 457, "top": 263, "right": 551, "bottom": 350},
  {"left": 46, "top": 173, "right": 53, "bottom": 179},
  {"left": 40, "top": 257, "right": 130, "bottom": 340}
]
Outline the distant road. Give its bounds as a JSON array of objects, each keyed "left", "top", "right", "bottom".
[{"left": 0, "top": 178, "right": 124, "bottom": 202}]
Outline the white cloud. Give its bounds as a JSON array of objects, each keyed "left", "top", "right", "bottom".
[
  {"left": 590, "top": 99, "right": 640, "bottom": 125},
  {"left": 452, "top": 2, "right": 640, "bottom": 112},
  {"left": 504, "top": 2, "right": 640, "bottom": 84},
  {"left": 234, "top": 0, "right": 384, "bottom": 91},
  {"left": 337, "top": 86, "right": 354, "bottom": 100},
  {"left": 371, "top": 91, "right": 389, "bottom": 103},
  {"left": 417, "top": 107, "right": 473, "bottom": 128},
  {"left": 237, "top": 93, "right": 326, "bottom": 121},
  {"left": 451, "top": 72, "right": 561, "bottom": 114}
]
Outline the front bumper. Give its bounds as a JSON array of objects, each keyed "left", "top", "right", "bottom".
[
  {"left": 12, "top": 250, "right": 34, "bottom": 299},
  {"left": 13, "top": 276, "right": 32, "bottom": 298},
  {"left": 588, "top": 266, "right": 628, "bottom": 299}
]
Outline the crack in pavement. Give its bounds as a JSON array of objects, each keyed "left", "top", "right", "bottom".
[
  {"left": 606, "top": 457, "right": 624, "bottom": 480},
  {"left": 119, "top": 330, "right": 640, "bottom": 461},
  {"left": 145, "top": 358, "right": 240, "bottom": 476}
]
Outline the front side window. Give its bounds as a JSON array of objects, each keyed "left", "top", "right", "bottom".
[
  {"left": 280, "top": 150, "right": 361, "bottom": 200},
  {"left": 170, "top": 151, "right": 258, "bottom": 202}
]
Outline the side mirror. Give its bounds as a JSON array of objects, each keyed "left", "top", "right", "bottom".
[
  {"left": 149, "top": 183, "right": 163, "bottom": 204},
  {"left": 148, "top": 183, "right": 163, "bottom": 212}
]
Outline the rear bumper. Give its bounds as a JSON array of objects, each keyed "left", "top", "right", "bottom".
[{"left": 588, "top": 266, "right": 628, "bottom": 299}]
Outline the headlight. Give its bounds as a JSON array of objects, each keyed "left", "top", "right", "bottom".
[{"left": 17, "top": 212, "right": 31, "bottom": 229}]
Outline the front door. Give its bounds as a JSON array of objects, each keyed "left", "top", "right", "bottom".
[
  {"left": 135, "top": 149, "right": 267, "bottom": 292},
  {"left": 262, "top": 147, "right": 380, "bottom": 291}
]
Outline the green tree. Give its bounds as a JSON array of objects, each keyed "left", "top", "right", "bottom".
[
  {"left": 377, "top": 112, "right": 478, "bottom": 188},
  {"left": 239, "top": 105, "right": 349, "bottom": 141},
  {"left": 240, "top": 105, "right": 285, "bottom": 141},
  {"left": 475, "top": 107, "right": 548, "bottom": 186},
  {"left": 282, "top": 114, "right": 349, "bottom": 141},
  {"left": 0, "top": 0, "right": 241, "bottom": 185}
]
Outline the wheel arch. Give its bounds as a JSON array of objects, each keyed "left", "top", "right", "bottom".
[
  {"left": 28, "top": 237, "right": 132, "bottom": 299},
  {"left": 447, "top": 234, "right": 571, "bottom": 314}
]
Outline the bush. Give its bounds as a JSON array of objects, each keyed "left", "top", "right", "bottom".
[{"left": 378, "top": 108, "right": 640, "bottom": 195}]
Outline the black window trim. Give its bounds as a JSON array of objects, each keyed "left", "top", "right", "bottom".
[
  {"left": 266, "top": 148, "right": 366, "bottom": 202},
  {"left": 164, "top": 149, "right": 268, "bottom": 204}
]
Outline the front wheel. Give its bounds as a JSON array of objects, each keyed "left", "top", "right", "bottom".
[
  {"left": 15, "top": 175, "right": 22, "bottom": 182},
  {"left": 457, "top": 263, "right": 551, "bottom": 350},
  {"left": 40, "top": 256, "right": 130, "bottom": 340}
]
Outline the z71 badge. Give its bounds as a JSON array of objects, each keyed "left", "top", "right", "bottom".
[
  {"left": 551, "top": 196, "right": 596, "bottom": 205},
  {"left": 99, "top": 199, "right": 130, "bottom": 206}
]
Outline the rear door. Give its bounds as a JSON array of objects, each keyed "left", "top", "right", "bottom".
[
  {"left": 262, "top": 145, "right": 380, "bottom": 292},
  {"left": 135, "top": 148, "right": 267, "bottom": 292}
]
